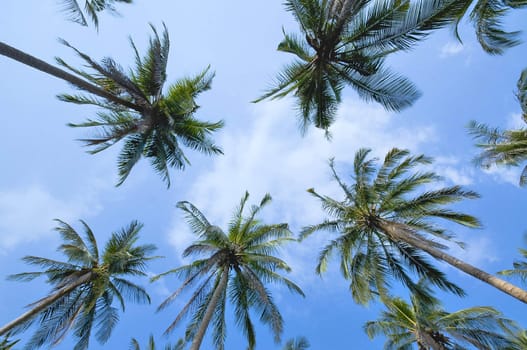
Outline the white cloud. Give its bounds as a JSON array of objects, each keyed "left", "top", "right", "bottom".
[
  {"left": 482, "top": 165, "right": 520, "bottom": 187},
  {"left": 166, "top": 97, "right": 437, "bottom": 278},
  {"left": 440, "top": 42, "right": 464, "bottom": 58},
  {"left": 0, "top": 184, "right": 103, "bottom": 251},
  {"left": 433, "top": 156, "right": 475, "bottom": 186}
]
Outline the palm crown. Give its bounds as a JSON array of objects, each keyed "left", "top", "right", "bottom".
[
  {"left": 1, "top": 220, "right": 157, "bottom": 350},
  {"left": 301, "top": 148, "right": 481, "bottom": 303},
  {"left": 255, "top": 0, "right": 469, "bottom": 134},
  {"left": 365, "top": 281, "right": 516, "bottom": 349},
  {"left": 153, "top": 192, "right": 304, "bottom": 350},
  {"left": 59, "top": 24, "right": 223, "bottom": 186}
]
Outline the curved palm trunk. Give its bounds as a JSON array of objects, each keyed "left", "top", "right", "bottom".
[
  {"left": 0, "top": 41, "right": 141, "bottom": 112},
  {"left": 0, "top": 271, "right": 94, "bottom": 336},
  {"left": 190, "top": 266, "right": 229, "bottom": 350},
  {"left": 380, "top": 220, "right": 527, "bottom": 304}
]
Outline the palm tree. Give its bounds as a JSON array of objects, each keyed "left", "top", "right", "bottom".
[
  {"left": 282, "top": 336, "right": 310, "bottom": 350},
  {"left": 469, "top": 67, "right": 527, "bottom": 186},
  {"left": 453, "top": 0, "right": 527, "bottom": 55},
  {"left": 152, "top": 192, "right": 304, "bottom": 350},
  {"left": 59, "top": 0, "right": 132, "bottom": 28},
  {"left": 0, "top": 25, "right": 223, "bottom": 187},
  {"left": 365, "top": 281, "right": 516, "bottom": 349},
  {"left": 301, "top": 148, "right": 527, "bottom": 304},
  {"left": 254, "top": 0, "right": 469, "bottom": 134},
  {"left": 130, "top": 334, "right": 184, "bottom": 350},
  {"left": 0, "top": 219, "right": 157, "bottom": 350}
]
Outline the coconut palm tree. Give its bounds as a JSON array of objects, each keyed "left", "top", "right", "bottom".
[
  {"left": 60, "top": 0, "right": 132, "bottom": 28},
  {"left": 130, "top": 334, "right": 184, "bottom": 350},
  {"left": 301, "top": 148, "right": 527, "bottom": 304},
  {"left": 0, "top": 25, "right": 223, "bottom": 187},
  {"left": 365, "top": 281, "right": 516, "bottom": 349},
  {"left": 0, "top": 219, "right": 157, "bottom": 350},
  {"left": 469, "top": 67, "right": 527, "bottom": 186},
  {"left": 254, "top": 0, "right": 469, "bottom": 135},
  {"left": 282, "top": 336, "right": 310, "bottom": 350},
  {"left": 152, "top": 192, "right": 304, "bottom": 350},
  {"left": 453, "top": 0, "right": 527, "bottom": 55}
]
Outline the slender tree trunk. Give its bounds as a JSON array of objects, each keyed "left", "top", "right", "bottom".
[
  {"left": 380, "top": 220, "right": 527, "bottom": 304},
  {"left": 190, "top": 266, "right": 229, "bottom": 350},
  {"left": 0, "top": 271, "right": 94, "bottom": 336},
  {"left": 0, "top": 41, "right": 141, "bottom": 112}
]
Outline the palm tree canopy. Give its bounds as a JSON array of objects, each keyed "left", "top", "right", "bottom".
[
  {"left": 153, "top": 192, "right": 304, "bottom": 350},
  {"left": 365, "top": 281, "right": 517, "bottom": 350},
  {"left": 255, "top": 0, "right": 470, "bottom": 134},
  {"left": 301, "top": 148, "right": 481, "bottom": 304},
  {"left": 469, "top": 66, "right": 527, "bottom": 186},
  {"left": 5, "top": 219, "right": 158, "bottom": 350},
  {"left": 59, "top": 24, "right": 223, "bottom": 187},
  {"left": 452, "top": 0, "right": 527, "bottom": 55},
  {"left": 60, "top": 0, "right": 132, "bottom": 28}
]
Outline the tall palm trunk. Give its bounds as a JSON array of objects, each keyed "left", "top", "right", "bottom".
[
  {"left": 0, "top": 41, "right": 141, "bottom": 112},
  {"left": 190, "top": 266, "right": 229, "bottom": 350},
  {"left": 0, "top": 271, "right": 94, "bottom": 336},
  {"left": 380, "top": 220, "right": 527, "bottom": 304}
]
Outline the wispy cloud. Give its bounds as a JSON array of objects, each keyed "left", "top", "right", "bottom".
[{"left": 433, "top": 156, "right": 475, "bottom": 186}]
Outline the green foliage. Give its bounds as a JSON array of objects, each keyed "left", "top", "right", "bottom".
[
  {"left": 469, "top": 67, "right": 527, "bottom": 186},
  {"left": 452, "top": 0, "right": 527, "bottom": 55},
  {"left": 57, "top": 24, "right": 223, "bottom": 187},
  {"left": 365, "top": 281, "right": 517, "bottom": 349},
  {"left": 7, "top": 220, "right": 158, "bottom": 350},
  {"left": 255, "top": 0, "right": 469, "bottom": 135},
  {"left": 301, "top": 148, "right": 481, "bottom": 304},
  {"left": 59, "top": 0, "right": 133, "bottom": 28},
  {"left": 153, "top": 192, "right": 304, "bottom": 350}
]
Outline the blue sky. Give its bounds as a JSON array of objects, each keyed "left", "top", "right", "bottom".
[{"left": 1, "top": 0, "right": 527, "bottom": 349}]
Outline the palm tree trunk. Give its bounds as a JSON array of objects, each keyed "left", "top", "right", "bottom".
[
  {"left": 0, "top": 271, "right": 94, "bottom": 336},
  {"left": 190, "top": 266, "right": 229, "bottom": 350},
  {"left": 380, "top": 220, "right": 527, "bottom": 304},
  {"left": 0, "top": 41, "right": 141, "bottom": 112}
]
